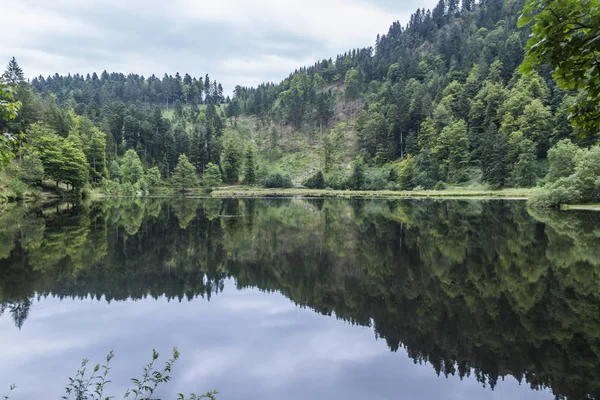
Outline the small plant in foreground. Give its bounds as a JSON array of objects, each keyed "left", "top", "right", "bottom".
[
  {"left": 4, "top": 384, "right": 16, "bottom": 400},
  {"left": 6, "top": 349, "right": 216, "bottom": 400}
]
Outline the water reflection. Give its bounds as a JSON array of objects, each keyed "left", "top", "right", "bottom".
[{"left": 0, "top": 198, "right": 599, "bottom": 399}]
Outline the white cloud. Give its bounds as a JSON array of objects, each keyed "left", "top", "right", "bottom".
[{"left": 0, "top": 0, "right": 439, "bottom": 91}]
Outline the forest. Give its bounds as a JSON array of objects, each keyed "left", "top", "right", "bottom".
[{"left": 0, "top": 0, "right": 599, "bottom": 206}]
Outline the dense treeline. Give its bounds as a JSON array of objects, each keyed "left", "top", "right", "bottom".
[
  {"left": 231, "top": 0, "right": 599, "bottom": 196},
  {"left": 1, "top": 198, "right": 600, "bottom": 399},
  {"left": 0, "top": 59, "right": 236, "bottom": 197}
]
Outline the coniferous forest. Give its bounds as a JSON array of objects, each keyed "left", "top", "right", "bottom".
[{"left": 0, "top": 0, "right": 599, "bottom": 207}]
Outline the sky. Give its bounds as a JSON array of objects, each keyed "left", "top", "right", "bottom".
[{"left": 0, "top": 0, "right": 438, "bottom": 91}]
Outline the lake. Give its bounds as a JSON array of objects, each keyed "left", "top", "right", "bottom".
[{"left": 1, "top": 198, "right": 599, "bottom": 399}]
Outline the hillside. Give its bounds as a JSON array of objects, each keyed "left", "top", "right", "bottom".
[{"left": 0, "top": 0, "right": 598, "bottom": 205}]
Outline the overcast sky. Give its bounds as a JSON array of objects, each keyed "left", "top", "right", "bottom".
[{"left": 0, "top": 0, "right": 437, "bottom": 91}]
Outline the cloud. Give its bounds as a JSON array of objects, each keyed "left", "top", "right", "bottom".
[{"left": 0, "top": 0, "right": 439, "bottom": 92}]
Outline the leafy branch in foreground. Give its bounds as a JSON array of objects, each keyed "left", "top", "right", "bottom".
[{"left": 5, "top": 348, "right": 216, "bottom": 400}]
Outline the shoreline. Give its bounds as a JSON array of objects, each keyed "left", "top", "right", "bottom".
[
  {"left": 208, "top": 187, "right": 535, "bottom": 199},
  {"left": 562, "top": 204, "right": 600, "bottom": 212}
]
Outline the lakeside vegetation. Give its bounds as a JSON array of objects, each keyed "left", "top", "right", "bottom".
[
  {"left": 209, "top": 186, "right": 534, "bottom": 199},
  {"left": 1, "top": 0, "right": 599, "bottom": 208},
  {"left": 4, "top": 348, "right": 217, "bottom": 400}
]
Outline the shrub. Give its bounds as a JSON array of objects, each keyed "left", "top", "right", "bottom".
[
  {"left": 363, "top": 168, "right": 388, "bottom": 190},
  {"left": 412, "top": 171, "right": 435, "bottom": 189},
  {"left": 264, "top": 173, "right": 293, "bottom": 188},
  {"left": 529, "top": 144, "right": 600, "bottom": 208},
  {"left": 528, "top": 177, "right": 582, "bottom": 208},
  {"left": 325, "top": 172, "right": 348, "bottom": 190},
  {"left": 5, "top": 349, "right": 217, "bottom": 400},
  {"left": 100, "top": 178, "right": 120, "bottom": 195},
  {"left": 7, "top": 177, "right": 27, "bottom": 199},
  {"left": 303, "top": 171, "right": 325, "bottom": 189},
  {"left": 434, "top": 181, "right": 447, "bottom": 191}
]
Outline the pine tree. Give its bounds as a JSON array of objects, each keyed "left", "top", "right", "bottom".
[
  {"left": 348, "top": 156, "right": 366, "bottom": 190},
  {"left": 481, "top": 123, "right": 508, "bottom": 188},
  {"left": 4, "top": 57, "right": 25, "bottom": 84},
  {"left": 221, "top": 139, "right": 241, "bottom": 184},
  {"left": 243, "top": 144, "right": 257, "bottom": 185}
]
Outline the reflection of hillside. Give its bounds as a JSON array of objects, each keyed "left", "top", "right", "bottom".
[{"left": 0, "top": 198, "right": 599, "bottom": 399}]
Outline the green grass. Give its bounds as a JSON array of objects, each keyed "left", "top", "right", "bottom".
[
  {"left": 210, "top": 186, "right": 536, "bottom": 199},
  {"left": 561, "top": 203, "right": 600, "bottom": 211}
]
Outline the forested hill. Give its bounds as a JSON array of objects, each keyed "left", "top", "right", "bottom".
[
  {"left": 1, "top": 0, "right": 598, "bottom": 204},
  {"left": 231, "top": 0, "right": 597, "bottom": 190}
]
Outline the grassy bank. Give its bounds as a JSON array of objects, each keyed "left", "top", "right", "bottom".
[
  {"left": 210, "top": 186, "right": 536, "bottom": 199},
  {"left": 562, "top": 204, "right": 600, "bottom": 211}
]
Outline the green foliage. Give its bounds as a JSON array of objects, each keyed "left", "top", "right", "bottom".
[
  {"left": 344, "top": 68, "right": 360, "bottom": 102},
  {"left": 434, "top": 181, "right": 447, "bottom": 191},
  {"left": 303, "top": 171, "right": 325, "bottom": 189},
  {"left": 347, "top": 156, "right": 366, "bottom": 190},
  {"left": 324, "top": 171, "right": 348, "bottom": 190},
  {"left": 321, "top": 128, "right": 342, "bottom": 173},
  {"left": 221, "top": 139, "right": 241, "bottom": 184},
  {"left": 109, "top": 160, "right": 121, "bottom": 182},
  {"left": 432, "top": 119, "right": 469, "bottom": 182},
  {"left": 481, "top": 123, "right": 508, "bottom": 188},
  {"left": 264, "top": 173, "right": 293, "bottom": 188},
  {"left": 25, "top": 123, "right": 88, "bottom": 191},
  {"left": 19, "top": 151, "right": 44, "bottom": 184},
  {"left": 529, "top": 143, "right": 600, "bottom": 207},
  {"left": 120, "top": 149, "right": 144, "bottom": 185},
  {"left": 243, "top": 144, "right": 257, "bottom": 185},
  {"left": 171, "top": 154, "right": 199, "bottom": 192},
  {"left": 202, "top": 162, "right": 222, "bottom": 192},
  {"left": 40, "top": 348, "right": 217, "bottom": 400},
  {"left": 0, "top": 73, "right": 21, "bottom": 169},
  {"left": 397, "top": 155, "right": 415, "bottom": 190},
  {"left": 145, "top": 166, "right": 163, "bottom": 189},
  {"left": 545, "top": 139, "right": 581, "bottom": 183},
  {"left": 520, "top": 0, "right": 600, "bottom": 131}
]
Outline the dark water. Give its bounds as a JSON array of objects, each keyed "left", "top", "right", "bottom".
[{"left": 1, "top": 198, "right": 599, "bottom": 400}]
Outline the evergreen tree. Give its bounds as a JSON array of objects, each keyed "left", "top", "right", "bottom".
[
  {"left": 348, "top": 156, "right": 366, "bottom": 190},
  {"left": 4, "top": 57, "right": 25, "bottom": 85},
  {"left": 202, "top": 162, "right": 222, "bottom": 192},
  {"left": 171, "top": 154, "right": 199, "bottom": 192},
  {"left": 221, "top": 139, "right": 242, "bottom": 184},
  {"left": 481, "top": 123, "right": 508, "bottom": 187},
  {"left": 243, "top": 144, "right": 257, "bottom": 185}
]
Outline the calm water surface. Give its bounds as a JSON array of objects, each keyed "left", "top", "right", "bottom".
[{"left": 1, "top": 198, "right": 599, "bottom": 399}]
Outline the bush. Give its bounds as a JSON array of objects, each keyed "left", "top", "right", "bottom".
[
  {"left": 529, "top": 144, "right": 600, "bottom": 208},
  {"left": 100, "top": 178, "right": 121, "bottom": 195},
  {"left": 412, "top": 171, "right": 435, "bottom": 189},
  {"left": 264, "top": 173, "right": 293, "bottom": 188},
  {"left": 325, "top": 172, "right": 348, "bottom": 190},
  {"left": 303, "top": 171, "right": 325, "bottom": 189},
  {"left": 529, "top": 177, "right": 582, "bottom": 208},
  {"left": 7, "top": 177, "right": 27, "bottom": 199},
  {"left": 434, "top": 181, "right": 447, "bottom": 191},
  {"left": 363, "top": 168, "right": 388, "bottom": 190}
]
